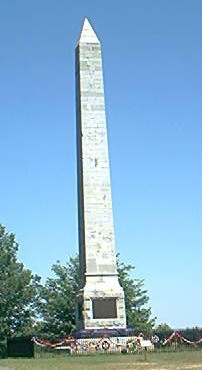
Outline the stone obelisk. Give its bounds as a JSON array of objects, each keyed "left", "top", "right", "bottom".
[{"left": 75, "top": 18, "right": 126, "bottom": 330}]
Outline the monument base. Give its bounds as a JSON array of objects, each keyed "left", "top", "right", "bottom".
[
  {"left": 72, "top": 327, "right": 135, "bottom": 339},
  {"left": 76, "top": 275, "right": 126, "bottom": 330}
]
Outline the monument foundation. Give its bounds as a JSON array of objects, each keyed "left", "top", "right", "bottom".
[{"left": 76, "top": 275, "right": 126, "bottom": 330}]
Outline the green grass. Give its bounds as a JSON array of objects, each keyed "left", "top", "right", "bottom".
[{"left": 0, "top": 351, "right": 202, "bottom": 370}]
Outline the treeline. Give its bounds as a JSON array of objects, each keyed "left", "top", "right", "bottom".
[{"left": 155, "top": 324, "right": 202, "bottom": 342}]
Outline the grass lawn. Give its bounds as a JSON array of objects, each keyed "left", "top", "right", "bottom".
[{"left": 0, "top": 351, "right": 202, "bottom": 370}]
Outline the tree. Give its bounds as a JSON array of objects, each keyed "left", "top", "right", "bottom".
[
  {"left": 0, "top": 224, "right": 41, "bottom": 340},
  {"left": 117, "top": 255, "right": 155, "bottom": 335},
  {"left": 155, "top": 323, "right": 173, "bottom": 333},
  {"left": 154, "top": 323, "right": 173, "bottom": 340},
  {"left": 38, "top": 254, "right": 155, "bottom": 337},
  {"left": 37, "top": 256, "right": 81, "bottom": 338}
]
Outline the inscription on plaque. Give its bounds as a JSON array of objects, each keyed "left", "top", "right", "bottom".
[{"left": 92, "top": 298, "right": 117, "bottom": 319}]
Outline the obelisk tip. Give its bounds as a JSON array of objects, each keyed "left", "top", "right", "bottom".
[{"left": 78, "top": 18, "right": 100, "bottom": 44}]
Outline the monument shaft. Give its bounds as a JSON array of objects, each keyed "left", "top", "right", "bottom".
[{"left": 76, "top": 19, "right": 126, "bottom": 330}]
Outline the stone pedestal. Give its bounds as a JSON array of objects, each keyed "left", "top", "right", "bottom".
[{"left": 76, "top": 275, "right": 126, "bottom": 330}]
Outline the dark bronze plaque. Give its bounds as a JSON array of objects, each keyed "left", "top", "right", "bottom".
[{"left": 92, "top": 298, "right": 117, "bottom": 319}]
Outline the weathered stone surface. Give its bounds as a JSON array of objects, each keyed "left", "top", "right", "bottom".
[{"left": 75, "top": 18, "right": 126, "bottom": 330}]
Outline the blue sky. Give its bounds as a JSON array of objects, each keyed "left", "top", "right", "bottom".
[{"left": 0, "top": 0, "right": 201, "bottom": 329}]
